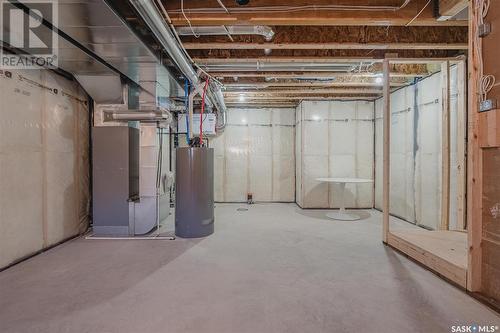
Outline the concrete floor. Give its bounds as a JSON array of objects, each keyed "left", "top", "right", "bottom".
[{"left": 0, "top": 204, "right": 498, "bottom": 333}]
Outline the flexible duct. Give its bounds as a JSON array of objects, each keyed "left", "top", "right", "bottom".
[
  {"left": 129, "top": 0, "right": 227, "bottom": 131},
  {"left": 176, "top": 25, "right": 275, "bottom": 41}
]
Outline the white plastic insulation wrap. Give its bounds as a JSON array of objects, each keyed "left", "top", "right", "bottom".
[
  {"left": 448, "top": 65, "right": 461, "bottom": 230},
  {"left": 296, "top": 100, "right": 374, "bottom": 209},
  {"left": 374, "top": 68, "right": 463, "bottom": 230},
  {"left": 0, "top": 69, "right": 90, "bottom": 268},
  {"left": 210, "top": 108, "right": 295, "bottom": 202}
]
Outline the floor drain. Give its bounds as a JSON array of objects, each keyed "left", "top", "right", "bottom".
[{"left": 237, "top": 208, "right": 248, "bottom": 212}]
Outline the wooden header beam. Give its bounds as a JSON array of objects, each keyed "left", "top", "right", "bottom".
[
  {"left": 224, "top": 88, "right": 382, "bottom": 95},
  {"left": 184, "top": 42, "right": 468, "bottom": 51},
  {"left": 223, "top": 82, "right": 406, "bottom": 88},
  {"left": 164, "top": 0, "right": 467, "bottom": 26},
  {"left": 194, "top": 56, "right": 465, "bottom": 64},
  {"left": 212, "top": 72, "right": 430, "bottom": 78},
  {"left": 438, "top": 0, "right": 468, "bottom": 19},
  {"left": 224, "top": 96, "right": 378, "bottom": 101}
]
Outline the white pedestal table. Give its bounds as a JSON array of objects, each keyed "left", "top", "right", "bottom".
[{"left": 316, "top": 178, "right": 374, "bottom": 221}]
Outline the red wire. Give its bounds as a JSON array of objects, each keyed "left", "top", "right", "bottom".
[{"left": 200, "top": 78, "right": 209, "bottom": 146}]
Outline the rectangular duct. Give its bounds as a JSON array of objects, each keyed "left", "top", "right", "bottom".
[{"left": 75, "top": 74, "right": 124, "bottom": 104}]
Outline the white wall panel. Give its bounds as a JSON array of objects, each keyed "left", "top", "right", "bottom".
[
  {"left": 273, "top": 155, "right": 295, "bottom": 202},
  {"left": 302, "top": 155, "right": 329, "bottom": 207},
  {"left": 374, "top": 99, "right": 383, "bottom": 210},
  {"left": 210, "top": 107, "right": 295, "bottom": 202},
  {"left": 374, "top": 70, "right": 464, "bottom": 230},
  {"left": 0, "top": 69, "right": 89, "bottom": 269},
  {"left": 295, "top": 104, "right": 303, "bottom": 206},
  {"left": 249, "top": 155, "right": 273, "bottom": 201},
  {"left": 214, "top": 155, "right": 225, "bottom": 202},
  {"left": 415, "top": 74, "right": 442, "bottom": 229},
  {"left": 389, "top": 86, "right": 416, "bottom": 222},
  {"left": 296, "top": 100, "right": 375, "bottom": 208}
]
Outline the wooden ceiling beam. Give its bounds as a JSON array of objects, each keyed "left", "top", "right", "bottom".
[
  {"left": 211, "top": 71, "right": 429, "bottom": 78},
  {"left": 226, "top": 102, "right": 298, "bottom": 107},
  {"left": 224, "top": 88, "right": 382, "bottom": 95},
  {"left": 163, "top": 0, "right": 467, "bottom": 26},
  {"left": 179, "top": 26, "right": 467, "bottom": 44},
  {"left": 438, "top": 0, "right": 468, "bottom": 19},
  {"left": 194, "top": 56, "right": 460, "bottom": 64},
  {"left": 184, "top": 42, "right": 468, "bottom": 50},
  {"left": 224, "top": 96, "right": 379, "bottom": 100},
  {"left": 223, "top": 82, "right": 406, "bottom": 88}
]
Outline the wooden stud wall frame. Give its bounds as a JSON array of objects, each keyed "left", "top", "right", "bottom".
[
  {"left": 383, "top": 57, "right": 469, "bottom": 290},
  {"left": 467, "top": 0, "right": 500, "bottom": 308}
]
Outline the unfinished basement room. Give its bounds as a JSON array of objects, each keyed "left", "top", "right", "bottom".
[{"left": 1, "top": 0, "right": 500, "bottom": 332}]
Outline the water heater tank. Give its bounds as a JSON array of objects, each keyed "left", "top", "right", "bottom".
[{"left": 175, "top": 147, "right": 215, "bottom": 238}]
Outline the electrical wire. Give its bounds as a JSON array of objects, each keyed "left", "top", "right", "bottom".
[
  {"left": 215, "top": 0, "right": 230, "bottom": 13},
  {"left": 154, "top": 0, "right": 172, "bottom": 24},
  {"left": 474, "top": 0, "right": 496, "bottom": 103},
  {"left": 398, "top": 0, "right": 412, "bottom": 10},
  {"left": 154, "top": 0, "right": 225, "bottom": 89},
  {"left": 181, "top": 0, "right": 200, "bottom": 38},
  {"left": 405, "top": 0, "right": 431, "bottom": 26},
  {"left": 170, "top": 1, "right": 414, "bottom": 14},
  {"left": 199, "top": 78, "right": 210, "bottom": 145},
  {"left": 480, "top": 74, "right": 495, "bottom": 103}
]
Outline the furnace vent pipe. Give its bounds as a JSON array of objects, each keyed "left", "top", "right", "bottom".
[
  {"left": 176, "top": 25, "right": 275, "bottom": 41},
  {"left": 130, "top": 0, "right": 198, "bottom": 83},
  {"left": 103, "top": 109, "right": 172, "bottom": 123}
]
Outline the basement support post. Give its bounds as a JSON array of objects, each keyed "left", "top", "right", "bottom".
[
  {"left": 440, "top": 60, "right": 451, "bottom": 231},
  {"left": 383, "top": 58, "right": 390, "bottom": 243}
]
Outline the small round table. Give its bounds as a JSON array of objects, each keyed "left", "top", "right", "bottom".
[{"left": 316, "top": 178, "right": 374, "bottom": 221}]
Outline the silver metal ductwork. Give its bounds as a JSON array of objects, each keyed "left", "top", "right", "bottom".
[
  {"left": 176, "top": 25, "right": 275, "bottom": 41},
  {"left": 103, "top": 108, "right": 172, "bottom": 123},
  {"left": 129, "top": 0, "right": 227, "bottom": 132},
  {"left": 204, "top": 62, "right": 361, "bottom": 73}
]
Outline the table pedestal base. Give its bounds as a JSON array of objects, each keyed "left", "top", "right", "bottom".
[{"left": 326, "top": 211, "right": 360, "bottom": 221}]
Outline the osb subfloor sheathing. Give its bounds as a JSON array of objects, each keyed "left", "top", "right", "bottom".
[
  {"left": 0, "top": 204, "right": 498, "bottom": 333},
  {"left": 388, "top": 229, "right": 467, "bottom": 287}
]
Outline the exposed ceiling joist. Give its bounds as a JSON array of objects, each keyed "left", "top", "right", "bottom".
[
  {"left": 184, "top": 42, "right": 468, "bottom": 50},
  {"left": 438, "top": 0, "right": 468, "bottom": 19},
  {"left": 224, "top": 96, "right": 378, "bottom": 100},
  {"left": 194, "top": 57, "right": 461, "bottom": 64},
  {"left": 223, "top": 82, "right": 405, "bottom": 88},
  {"left": 163, "top": 0, "right": 467, "bottom": 26},
  {"left": 212, "top": 72, "right": 429, "bottom": 78},
  {"left": 226, "top": 102, "right": 298, "bottom": 107},
  {"left": 225, "top": 88, "right": 382, "bottom": 95}
]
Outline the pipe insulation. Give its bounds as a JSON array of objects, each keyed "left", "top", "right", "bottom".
[
  {"left": 175, "top": 25, "right": 275, "bottom": 41},
  {"left": 129, "top": 0, "right": 227, "bottom": 131}
]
